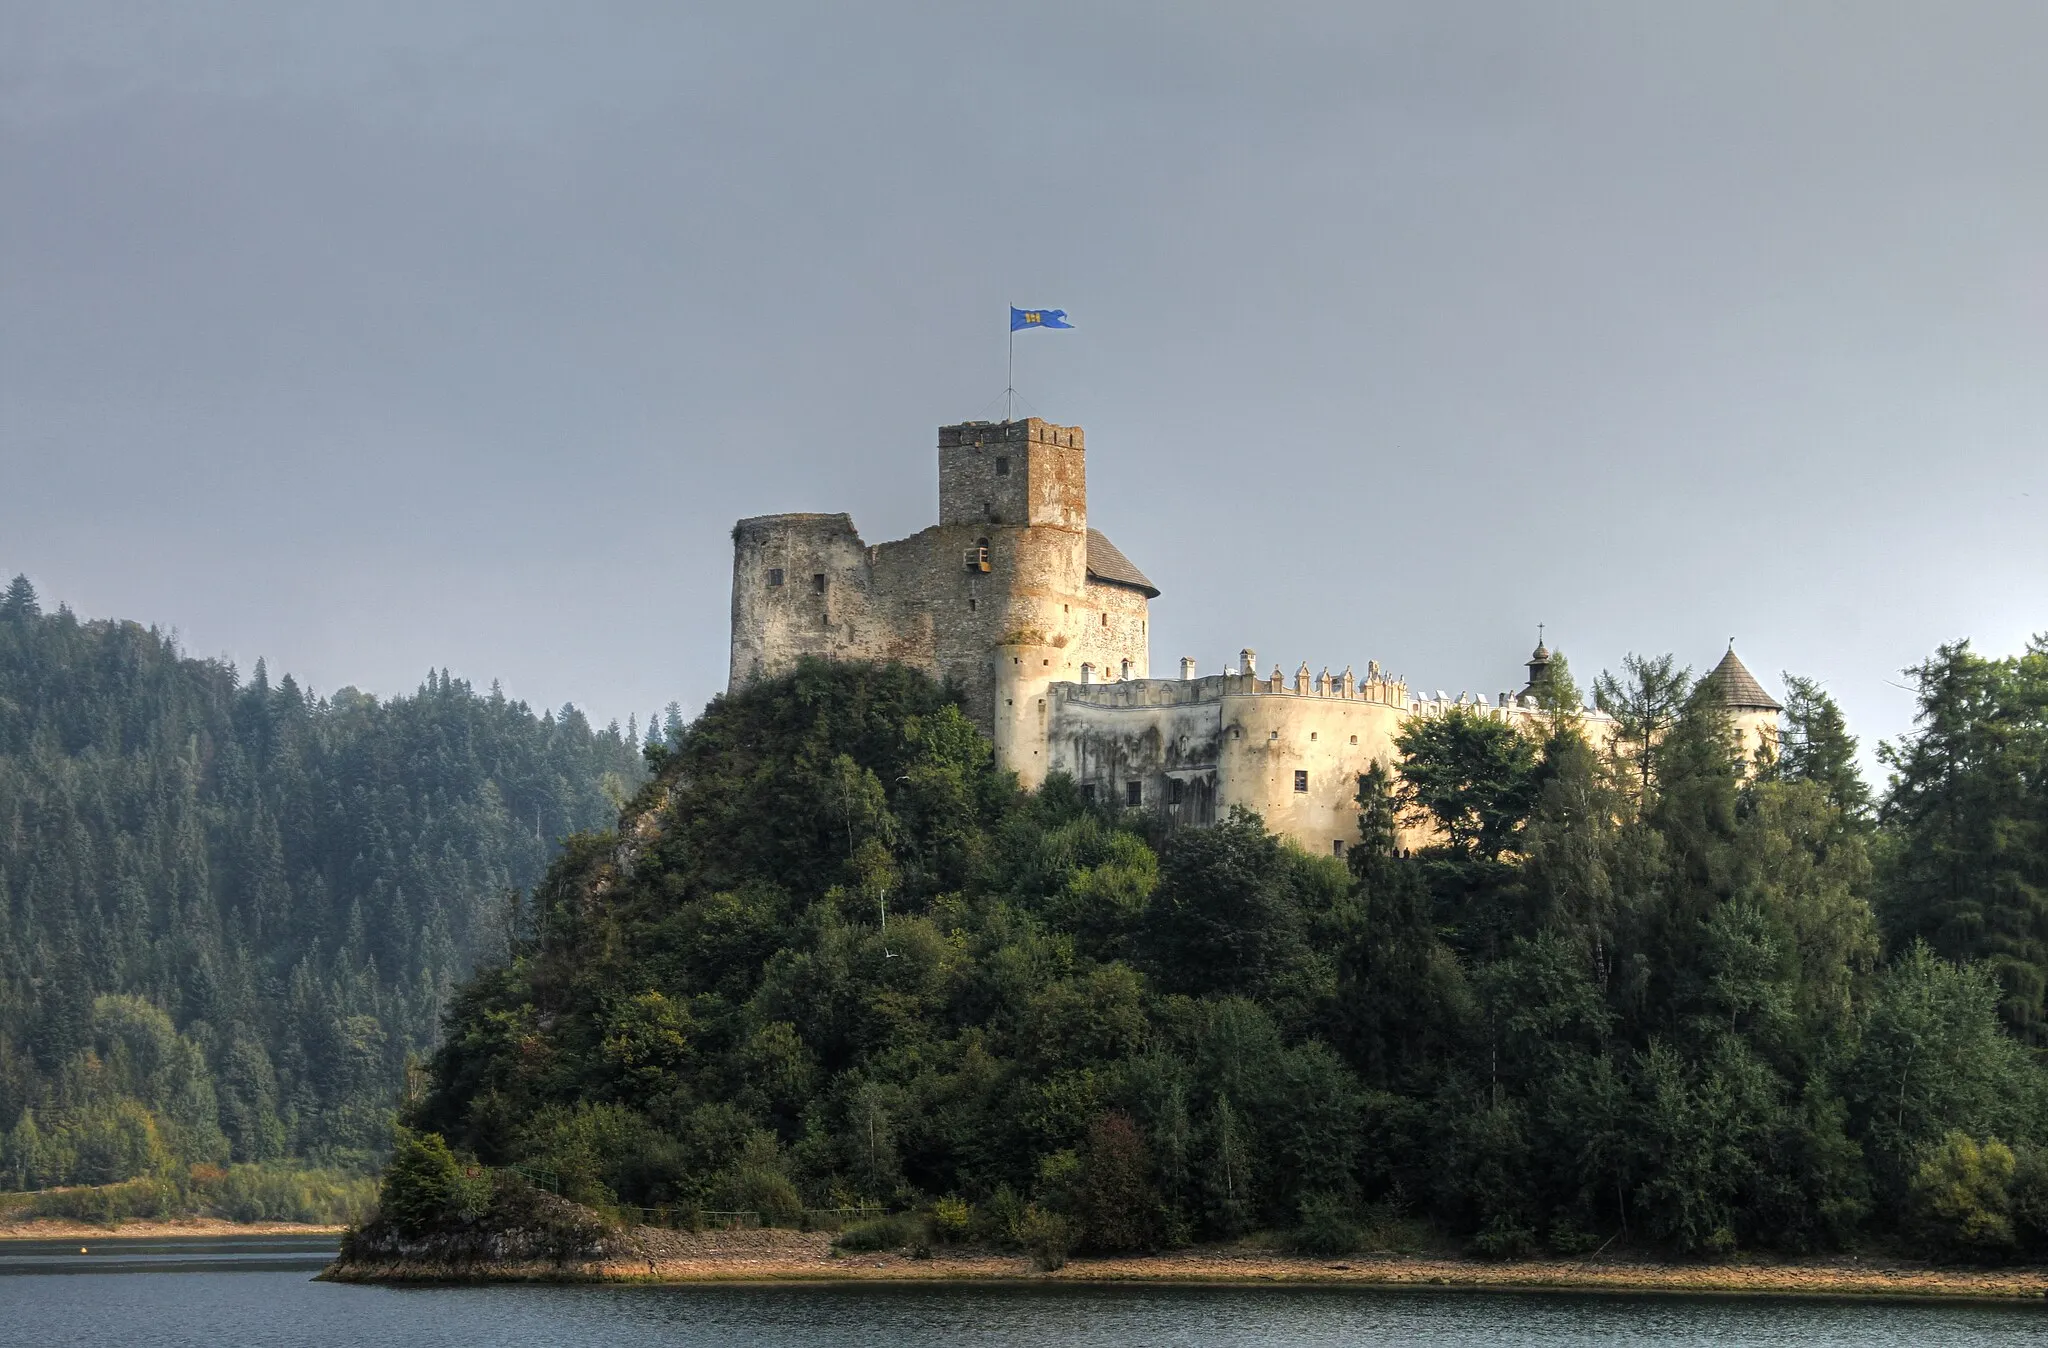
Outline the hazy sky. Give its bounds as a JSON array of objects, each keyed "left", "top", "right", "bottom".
[{"left": 4, "top": 2, "right": 2044, "bottom": 767}]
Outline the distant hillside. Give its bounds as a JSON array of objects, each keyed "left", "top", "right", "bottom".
[{"left": 0, "top": 576, "right": 645, "bottom": 1185}]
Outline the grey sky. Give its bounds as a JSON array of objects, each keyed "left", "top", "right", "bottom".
[{"left": 4, "top": 2, "right": 2044, "bottom": 766}]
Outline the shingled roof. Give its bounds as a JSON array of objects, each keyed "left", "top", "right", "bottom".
[
  {"left": 1085, "top": 528, "right": 1159, "bottom": 598},
  {"left": 1707, "top": 646, "right": 1781, "bottom": 712}
]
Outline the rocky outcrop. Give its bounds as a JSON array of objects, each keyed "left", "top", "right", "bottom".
[{"left": 323, "top": 1189, "right": 617, "bottom": 1282}]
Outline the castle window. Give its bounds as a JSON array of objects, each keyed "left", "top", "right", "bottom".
[
  {"left": 1101, "top": 613, "right": 1109, "bottom": 627},
  {"left": 995, "top": 456, "right": 1010, "bottom": 476},
  {"left": 812, "top": 573, "right": 827, "bottom": 593},
  {"left": 767, "top": 569, "right": 785, "bottom": 587},
  {"left": 1126, "top": 780, "right": 1142, "bottom": 807},
  {"left": 1081, "top": 784, "right": 1096, "bottom": 803},
  {"left": 1350, "top": 735, "right": 1358, "bottom": 745},
  {"left": 1310, "top": 732, "right": 1317, "bottom": 742},
  {"left": 1333, "top": 840, "right": 1345, "bottom": 857},
  {"left": 1169, "top": 780, "right": 1184, "bottom": 806},
  {"left": 1294, "top": 770, "right": 1309, "bottom": 792},
  {"left": 969, "top": 598, "right": 978, "bottom": 612}
]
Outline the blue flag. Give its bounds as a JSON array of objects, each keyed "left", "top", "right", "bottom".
[{"left": 1011, "top": 307, "right": 1073, "bottom": 331}]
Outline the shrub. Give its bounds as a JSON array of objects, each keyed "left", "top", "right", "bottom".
[
  {"left": 1908, "top": 1132, "right": 2015, "bottom": 1254},
  {"left": 1544, "top": 1218, "right": 1601, "bottom": 1256},
  {"left": 976, "top": 1184, "right": 1026, "bottom": 1248},
  {"left": 202, "top": 1163, "right": 379, "bottom": 1225},
  {"left": 1467, "top": 1214, "right": 1538, "bottom": 1260},
  {"left": 28, "top": 1176, "right": 178, "bottom": 1226},
  {"left": 1018, "top": 1204, "right": 1077, "bottom": 1271},
  {"left": 2010, "top": 1145, "right": 2048, "bottom": 1254},
  {"left": 833, "top": 1214, "right": 921, "bottom": 1252},
  {"left": 930, "top": 1195, "right": 972, "bottom": 1244},
  {"left": 378, "top": 1131, "right": 487, "bottom": 1236},
  {"left": 1077, "top": 1112, "right": 1161, "bottom": 1251},
  {"left": 1287, "top": 1192, "right": 1363, "bottom": 1256}
]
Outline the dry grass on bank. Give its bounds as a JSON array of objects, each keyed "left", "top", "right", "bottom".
[
  {"left": 0, "top": 1215, "right": 344, "bottom": 1239},
  {"left": 328, "top": 1223, "right": 2048, "bottom": 1299}
]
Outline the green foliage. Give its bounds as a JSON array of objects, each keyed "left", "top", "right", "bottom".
[
  {"left": 1395, "top": 708, "right": 1540, "bottom": 862},
  {"left": 1880, "top": 638, "right": 2048, "bottom": 1041},
  {"left": 378, "top": 1129, "right": 489, "bottom": 1235},
  {"left": 0, "top": 578, "right": 643, "bottom": 1186},
  {"left": 378, "top": 651, "right": 2048, "bottom": 1261},
  {"left": 15, "top": 579, "right": 2046, "bottom": 1263},
  {"left": 1288, "top": 1191, "right": 1364, "bottom": 1256},
  {"left": 929, "top": 1194, "right": 972, "bottom": 1242},
  {"left": 833, "top": 1213, "right": 922, "bottom": 1251},
  {"left": 1018, "top": 1204, "right": 1079, "bottom": 1270},
  {"left": 1907, "top": 1132, "right": 2016, "bottom": 1254}
]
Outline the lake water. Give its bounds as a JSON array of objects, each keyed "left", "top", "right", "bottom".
[{"left": 1, "top": 1242, "right": 2040, "bottom": 1347}]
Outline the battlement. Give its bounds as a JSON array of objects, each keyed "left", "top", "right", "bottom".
[
  {"left": 1057, "top": 654, "right": 1410, "bottom": 709},
  {"left": 938, "top": 418, "right": 1084, "bottom": 450}
]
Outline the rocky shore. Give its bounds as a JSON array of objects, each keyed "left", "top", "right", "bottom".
[{"left": 322, "top": 1221, "right": 2048, "bottom": 1299}]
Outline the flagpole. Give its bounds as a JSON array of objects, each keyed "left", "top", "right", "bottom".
[{"left": 1006, "top": 309, "right": 1015, "bottom": 422}]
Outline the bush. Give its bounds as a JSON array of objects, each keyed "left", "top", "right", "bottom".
[
  {"left": 200, "top": 1163, "right": 379, "bottom": 1225},
  {"left": 1467, "top": 1214, "right": 1538, "bottom": 1260},
  {"left": 27, "top": 1176, "right": 178, "bottom": 1226},
  {"left": 1018, "top": 1204, "right": 1077, "bottom": 1271},
  {"left": 930, "top": 1196, "right": 972, "bottom": 1244},
  {"left": 1287, "top": 1192, "right": 1363, "bottom": 1256},
  {"left": 975, "top": 1184, "right": 1026, "bottom": 1248},
  {"left": 2010, "top": 1145, "right": 2048, "bottom": 1253},
  {"left": 833, "top": 1213, "right": 921, "bottom": 1252},
  {"left": 1544, "top": 1218, "right": 1601, "bottom": 1256},
  {"left": 1908, "top": 1132, "right": 2015, "bottom": 1254},
  {"left": 1077, "top": 1112, "right": 1161, "bottom": 1252},
  {"left": 378, "top": 1131, "right": 488, "bottom": 1236}
]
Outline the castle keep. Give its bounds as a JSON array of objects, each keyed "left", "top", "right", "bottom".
[{"left": 730, "top": 416, "right": 1781, "bottom": 855}]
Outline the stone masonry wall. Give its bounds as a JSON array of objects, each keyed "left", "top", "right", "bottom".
[{"left": 729, "top": 420, "right": 1149, "bottom": 757}]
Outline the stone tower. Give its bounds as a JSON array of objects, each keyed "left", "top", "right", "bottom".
[
  {"left": 1706, "top": 644, "right": 1783, "bottom": 767},
  {"left": 728, "top": 418, "right": 1155, "bottom": 788}
]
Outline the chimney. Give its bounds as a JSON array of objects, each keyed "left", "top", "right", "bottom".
[{"left": 1180, "top": 657, "right": 1197, "bottom": 680}]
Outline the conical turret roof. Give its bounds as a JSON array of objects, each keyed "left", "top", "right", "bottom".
[{"left": 1707, "top": 645, "right": 1781, "bottom": 712}]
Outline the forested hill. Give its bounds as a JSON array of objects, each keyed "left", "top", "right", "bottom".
[
  {"left": 0, "top": 576, "right": 645, "bottom": 1182},
  {"left": 399, "top": 643, "right": 2048, "bottom": 1263}
]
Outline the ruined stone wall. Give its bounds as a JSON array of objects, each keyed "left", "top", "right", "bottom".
[
  {"left": 728, "top": 419, "right": 1149, "bottom": 760},
  {"left": 728, "top": 513, "right": 923, "bottom": 688}
]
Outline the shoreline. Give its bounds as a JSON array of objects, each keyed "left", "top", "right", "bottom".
[
  {"left": 0, "top": 1217, "right": 345, "bottom": 1241},
  {"left": 325, "top": 1226, "right": 2048, "bottom": 1300}
]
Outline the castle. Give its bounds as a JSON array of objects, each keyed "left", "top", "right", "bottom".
[{"left": 729, "top": 417, "right": 1782, "bottom": 855}]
